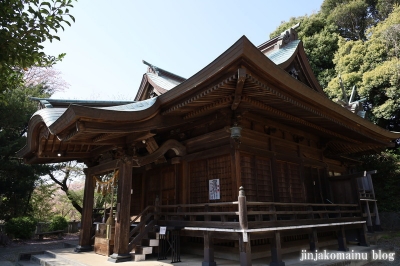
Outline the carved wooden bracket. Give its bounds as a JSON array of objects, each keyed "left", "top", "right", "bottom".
[
  {"left": 231, "top": 68, "right": 247, "bottom": 110},
  {"left": 133, "top": 139, "right": 186, "bottom": 167}
]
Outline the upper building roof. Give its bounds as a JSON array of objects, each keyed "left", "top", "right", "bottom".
[
  {"left": 134, "top": 61, "right": 187, "bottom": 101},
  {"left": 17, "top": 32, "right": 400, "bottom": 164}
]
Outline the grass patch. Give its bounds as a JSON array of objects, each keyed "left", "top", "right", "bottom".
[{"left": 381, "top": 231, "right": 400, "bottom": 239}]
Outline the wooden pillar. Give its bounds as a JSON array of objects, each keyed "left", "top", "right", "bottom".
[
  {"left": 270, "top": 231, "right": 285, "bottom": 266},
  {"left": 108, "top": 158, "right": 133, "bottom": 263},
  {"left": 239, "top": 233, "right": 252, "bottom": 266},
  {"left": 238, "top": 187, "right": 251, "bottom": 266},
  {"left": 373, "top": 201, "right": 381, "bottom": 231},
  {"left": 202, "top": 231, "right": 216, "bottom": 266},
  {"left": 364, "top": 202, "right": 373, "bottom": 232},
  {"left": 309, "top": 228, "right": 319, "bottom": 251},
  {"left": 75, "top": 168, "right": 94, "bottom": 252},
  {"left": 358, "top": 223, "right": 369, "bottom": 247},
  {"left": 337, "top": 225, "right": 348, "bottom": 251}
]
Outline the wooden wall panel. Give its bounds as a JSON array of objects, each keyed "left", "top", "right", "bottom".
[
  {"left": 144, "top": 165, "right": 176, "bottom": 207},
  {"left": 145, "top": 169, "right": 161, "bottom": 207},
  {"left": 161, "top": 166, "right": 176, "bottom": 205}
]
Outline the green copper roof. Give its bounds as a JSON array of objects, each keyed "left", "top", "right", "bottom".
[
  {"left": 266, "top": 40, "right": 300, "bottom": 65},
  {"left": 30, "top": 97, "right": 135, "bottom": 108}
]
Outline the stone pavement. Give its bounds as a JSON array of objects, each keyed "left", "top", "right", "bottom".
[
  {"left": 15, "top": 245, "right": 376, "bottom": 266},
  {"left": 0, "top": 234, "right": 79, "bottom": 265}
]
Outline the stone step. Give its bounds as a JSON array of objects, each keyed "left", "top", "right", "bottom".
[
  {"left": 17, "top": 249, "right": 86, "bottom": 266},
  {"left": 133, "top": 253, "right": 146, "bottom": 262},
  {"left": 135, "top": 245, "right": 153, "bottom": 255},
  {"left": 147, "top": 231, "right": 159, "bottom": 240},
  {"left": 31, "top": 253, "right": 72, "bottom": 266},
  {"left": 141, "top": 238, "right": 159, "bottom": 246},
  {"left": 15, "top": 261, "right": 40, "bottom": 266}
]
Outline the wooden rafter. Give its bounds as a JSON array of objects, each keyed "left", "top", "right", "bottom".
[
  {"left": 241, "top": 95, "right": 362, "bottom": 144},
  {"left": 246, "top": 74, "right": 392, "bottom": 145},
  {"left": 183, "top": 96, "right": 233, "bottom": 120},
  {"left": 162, "top": 74, "right": 236, "bottom": 115}
]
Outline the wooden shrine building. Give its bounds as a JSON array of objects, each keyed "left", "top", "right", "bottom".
[{"left": 18, "top": 27, "right": 400, "bottom": 265}]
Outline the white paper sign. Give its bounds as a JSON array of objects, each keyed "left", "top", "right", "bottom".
[
  {"left": 209, "top": 179, "right": 220, "bottom": 200},
  {"left": 160, "top": 226, "right": 167, "bottom": 235}
]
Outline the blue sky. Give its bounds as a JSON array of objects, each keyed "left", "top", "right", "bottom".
[{"left": 45, "top": 0, "right": 324, "bottom": 100}]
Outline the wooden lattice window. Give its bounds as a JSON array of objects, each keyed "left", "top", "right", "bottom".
[
  {"left": 304, "top": 167, "right": 319, "bottom": 203},
  {"left": 240, "top": 154, "right": 273, "bottom": 202},
  {"left": 208, "top": 155, "right": 232, "bottom": 201},
  {"left": 189, "top": 160, "right": 208, "bottom": 204},
  {"left": 276, "top": 160, "right": 305, "bottom": 203},
  {"left": 189, "top": 154, "right": 232, "bottom": 203}
]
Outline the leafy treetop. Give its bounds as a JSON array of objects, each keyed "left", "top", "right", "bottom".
[{"left": 0, "top": 0, "right": 75, "bottom": 94}]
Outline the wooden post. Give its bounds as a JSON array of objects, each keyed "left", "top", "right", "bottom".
[
  {"left": 270, "top": 231, "right": 285, "bottom": 266},
  {"left": 238, "top": 187, "right": 248, "bottom": 231},
  {"left": 108, "top": 158, "right": 133, "bottom": 263},
  {"left": 205, "top": 204, "right": 210, "bottom": 222},
  {"left": 202, "top": 231, "right": 216, "bottom": 266},
  {"left": 238, "top": 187, "right": 251, "bottom": 266},
  {"left": 75, "top": 168, "right": 94, "bottom": 252},
  {"left": 239, "top": 233, "right": 252, "bottom": 266},
  {"left": 309, "top": 228, "right": 319, "bottom": 251},
  {"left": 337, "top": 225, "right": 348, "bottom": 251}
]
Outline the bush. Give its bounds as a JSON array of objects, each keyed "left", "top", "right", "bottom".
[
  {"left": 5, "top": 216, "right": 37, "bottom": 239},
  {"left": 49, "top": 216, "right": 68, "bottom": 231}
]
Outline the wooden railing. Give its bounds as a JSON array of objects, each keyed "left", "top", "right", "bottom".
[
  {"left": 126, "top": 187, "right": 363, "bottom": 253},
  {"left": 154, "top": 187, "right": 362, "bottom": 230},
  {"left": 128, "top": 205, "right": 156, "bottom": 250}
]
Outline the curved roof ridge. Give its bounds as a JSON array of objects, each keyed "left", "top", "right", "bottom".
[{"left": 142, "top": 60, "right": 186, "bottom": 82}]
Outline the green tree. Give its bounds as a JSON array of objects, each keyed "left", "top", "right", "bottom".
[
  {"left": 31, "top": 179, "right": 57, "bottom": 222},
  {"left": 360, "top": 150, "right": 400, "bottom": 211},
  {"left": 325, "top": 5, "right": 400, "bottom": 130},
  {"left": 0, "top": 0, "right": 75, "bottom": 221},
  {"left": 52, "top": 193, "right": 80, "bottom": 220},
  {"left": 45, "top": 161, "right": 85, "bottom": 215},
  {"left": 0, "top": 0, "right": 75, "bottom": 96},
  {"left": 0, "top": 84, "right": 54, "bottom": 220},
  {"left": 269, "top": 14, "right": 339, "bottom": 88},
  {"left": 269, "top": 0, "right": 399, "bottom": 89},
  {"left": 322, "top": 0, "right": 371, "bottom": 40}
]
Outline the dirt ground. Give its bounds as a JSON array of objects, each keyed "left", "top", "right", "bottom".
[{"left": 364, "top": 231, "right": 400, "bottom": 265}]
